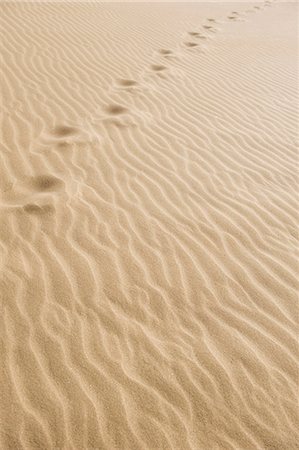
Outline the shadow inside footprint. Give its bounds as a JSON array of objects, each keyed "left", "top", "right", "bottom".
[
  {"left": 151, "top": 64, "right": 167, "bottom": 72},
  {"left": 105, "top": 104, "right": 128, "bottom": 115},
  {"left": 158, "top": 49, "right": 173, "bottom": 55},
  {"left": 188, "top": 31, "right": 201, "bottom": 37},
  {"left": 53, "top": 125, "right": 78, "bottom": 137},
  {"left": 207, "top": 18, "right": 216, "bottom": 22},
  {"left": 30, "top": 175, "right": 64, "bottom": 192},
  {"left": 184, "top": 42, "right": 198, "bottom": 48},
  {"left": 23, "top": 203, "right": 55, "bottom": 215},
  {"left": 56, "top": 141, "right": 71, "bottom": 151},
  {"left": 203, "top": 25, "right": 214, "bottom": 30},
  {"left": 117, "top": 79, "right": 138, "bottom": 87}
]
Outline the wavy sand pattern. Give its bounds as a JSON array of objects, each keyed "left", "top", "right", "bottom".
[{"left": 0, "top": 1, "right": 298, "bottom": 449}]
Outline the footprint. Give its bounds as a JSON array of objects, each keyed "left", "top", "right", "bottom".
[
  {"left": 53, "top": 125, "right": 78, "bottom": 137},
  {"left": 23, "top": 203, "right": 55, "bottom": 216},
  {"left": 2, "top": 175, "right": 65, "bottom": 217},
  {"left": 42, "top": 123, "right": 96, "bottom": 152},
  {"left": 117, "top": 79, "right": 138, "bottom": 87},
  {"left": 30, "top": 175, "right": 64, "bottom": 192},
  {"left": 101, "top": 104, "right": 139, "bottom": 128},
  {"left": 158, "top": 49, "right": 172, "bottom": 55},
  {"left": 228, "top": 16, "right": 237, "bottom": 20},
  {"left": 150, "top": 64, "right": 167, "bottom": 72},
  {"left": 188, "top": 31, "right": 201, "bottom": 37},
  {"left": 55, "top": 141, "right": 71, "bottom": 151},
  {"left": 104, "top": 104, "right": 128, "bottom": 115},
  {"left": 203, "top": 25, "right": 214, "bottom": 31},
  {"left": 184, "top": 42, "right": 198, "bottom": 48},
  {"left": 207, "top": 18, "right": 216, "bottom": 22}
]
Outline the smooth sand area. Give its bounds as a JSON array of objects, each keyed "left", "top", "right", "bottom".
[{"left": 1, "top": 1, "right": 298, "bottom": 449}]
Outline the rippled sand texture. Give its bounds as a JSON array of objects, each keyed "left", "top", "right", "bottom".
[{"left": 1, "top": 1, "right": 298, "bottom": 449}]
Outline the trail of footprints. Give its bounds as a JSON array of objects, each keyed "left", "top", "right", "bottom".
[{"left": 14, "top": 0, "right": 274, "bottom": 219}]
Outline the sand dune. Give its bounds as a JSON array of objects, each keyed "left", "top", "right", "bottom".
[{"left": 1, "top": 1, "right": 298, "bottom": 449}]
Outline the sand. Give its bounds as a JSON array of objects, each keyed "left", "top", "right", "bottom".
[{"left": 0, "top": 0, "right": 298, "bottom": 449}]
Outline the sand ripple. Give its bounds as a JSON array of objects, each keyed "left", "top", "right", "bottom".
[{"left": 1, "top": 1, "right": 298, "bottom": 449}]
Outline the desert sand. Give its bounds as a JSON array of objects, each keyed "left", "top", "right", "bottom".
[{"left": 0, "top": 0, "right": 298, "bottom": 449}]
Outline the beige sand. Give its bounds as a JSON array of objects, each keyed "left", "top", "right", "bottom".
[{"left": 0, "top": 1, "right": 298, "bottom": 449}]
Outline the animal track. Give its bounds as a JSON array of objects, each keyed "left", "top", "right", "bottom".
[{"left": 30, "top": 175, "right": 64, "bottom": 192}]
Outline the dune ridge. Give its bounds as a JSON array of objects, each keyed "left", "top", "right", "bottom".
[{"left": 1, "top": 1, "right": 298, "bottom": 449}]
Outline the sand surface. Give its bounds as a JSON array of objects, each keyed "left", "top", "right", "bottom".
[{"left": 1, "top": 1, "right": 298, "bottom": 449}]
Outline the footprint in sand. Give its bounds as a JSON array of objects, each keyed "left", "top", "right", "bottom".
[
  {"left": 52, "top": 125, "right": 79, "bottom": 138},
  {"left": 158, "top": 49, "right": 173, "bottom": 57},
  {"left": 188, "top": 31, "right": 201, "bottom": 37},
  {"left": 117, "top": 79, "right": 138, "bottom": 88},
  {"left": 42, "top": 123, "right": 96, "bottom": 153},
  {"left": 29, "top": 175, "right": 65, "bottom": 193},
  {"left": 3, "top": 175, "right": 65, "bottom": 201},
  {"left": 150, "top": 64, "right": 167, "bottom": 72},
  {"left": 2, "top": 175, "right": 63, "bottom": 218},
  {"left": 100, "top": 103, "right": 138, "bottom": 128},
  {"left": 184, "top": 42, "right": 199, "bottom": 48},
  {"left": 203, "top": 25, "right": 215, "bottom": 31},
  {"left": 23, "top": 203, "right": 55, "bottom": 216},
  {"left": 104, "top": 104, "right": 128, "bottom": 115}
]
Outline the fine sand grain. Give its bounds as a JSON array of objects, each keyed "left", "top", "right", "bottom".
[{"left": 1, "top": 1, "right": 298, "bottom": 449}]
